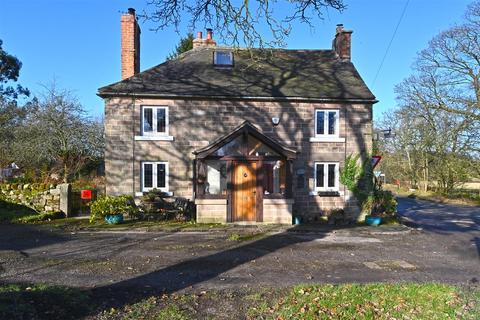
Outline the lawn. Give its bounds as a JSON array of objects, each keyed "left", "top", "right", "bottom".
[
  {"left": 384, "top": 184, "right": 480, "bottom": 206},
  {"left": 0, "top": 199, "right": 38, "bottom": 223},
  {"left": 0, "top": 283, "right": 477, "bottom": 319},
  {"left": 36, "top": 217, "right": 229, "bottom": 232},
  {"left": 0, "top": 199, "right": 228, "bottom": 231}
]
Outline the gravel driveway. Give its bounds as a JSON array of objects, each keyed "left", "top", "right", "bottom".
[{"left": 0, "top": 197, "right": 478, "bottom": 297}]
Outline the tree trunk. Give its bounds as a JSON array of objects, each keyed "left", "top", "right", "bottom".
[{"left": 63, "top": 161, "right": 68, "bottom": 183}]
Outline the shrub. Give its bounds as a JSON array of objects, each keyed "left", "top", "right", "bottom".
[
  {"left": 325, "top": 208, "right": 350, "bottom": 225},
  {"left": 137, "top": 189, "right": 195, "bottom": 221},
  {"left": 89, "top": 195, "right": 137, "bottom": 223},
  {"left": 362, "top": 190, "right": 397, "bottom": 217},
  {"left": 340, "top": 154, "right": 361, "bottom": 191},
  {"left": 341, "top": 153, "right": 397, "bottom": 217}
]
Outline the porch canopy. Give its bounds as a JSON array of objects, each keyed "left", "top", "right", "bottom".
[{"left": 193, "top": 121, "right": 297, "bottom": 222}]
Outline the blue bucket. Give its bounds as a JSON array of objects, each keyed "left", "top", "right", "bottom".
[
  {"left": 105, "top": 214, "right": 124, "bottom": 224},
  {"left": 365, "top": 216, "right": 382, "bottom": 226}
]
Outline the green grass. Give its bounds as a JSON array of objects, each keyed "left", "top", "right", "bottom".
[
  {"left": 384, "top": 184, "right": 480, "bottom": 206},
  {"left": 0, "top": 283, "right": 477, "bottom": 319},
  {"left": 227, "top": 232, "right": 267, "bottom": 242},
  {"left": 0, "top": 199, "right": 39, "bottom": 223},
  {"left": 0, "top": 283, "right": 89, "bottom": 320},
  {"left": 249, "top": 283, "right": 479, "bottom": 320},
  {"left": 37, "top": 217, "right": 227, "bottom": 232}
]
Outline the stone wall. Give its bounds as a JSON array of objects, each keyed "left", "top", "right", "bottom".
[
  {"left": 263, "top": 199, "right": 293, "bottom": 224},
  {"left": 195, "top": 199, "right": 227, "bottom": 223},
  {"left": 0, "top": 183, "right": 70, "bottom": 214},
  {"left": 105, "top": 97, "right": 373, "bottom": 221}
]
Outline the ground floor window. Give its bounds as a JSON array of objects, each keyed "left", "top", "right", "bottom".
[
  {"left": 198, "top": 160, "right": 228, "bottom": 196},
  {"left": 142, "top": 162, "right": 168, "bottom": 192},
  {"left": 314, "top": 162, "right": 339, "bottom": 192},
  {"left": 263, "top": 160, "right": 286, "bottom": 195}
]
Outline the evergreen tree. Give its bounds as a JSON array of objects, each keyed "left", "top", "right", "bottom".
[{"left": 166, "top": 33, "right": 194, "bottom": 60}]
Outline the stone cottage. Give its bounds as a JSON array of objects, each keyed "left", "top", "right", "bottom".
[{"left": 98, "top": 8, "right": 376, "bottom": 224}]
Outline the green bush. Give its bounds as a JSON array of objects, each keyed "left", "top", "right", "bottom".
[
  {"left": 378, "top": 190, "right": 397, "bottom": 215},
  {"left": 89, "top": 195, "right": 137, "bottom": 223},
  {"left": 362, "top": 190, "right": 397, "bottom": 217},
  {"left": 339, "top": 154, "right": 361, "bottom": 191},
  {"left": 341, "top": 153, "right": 397, "bottom": 217}
]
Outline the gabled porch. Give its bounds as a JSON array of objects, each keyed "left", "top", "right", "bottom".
[{"left": 193, "top": 121, "right": 297, "bottom": 224}]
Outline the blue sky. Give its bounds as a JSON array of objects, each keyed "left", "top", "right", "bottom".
[{"left": 0, "top": 0, "right": 472, "bottom": 122}]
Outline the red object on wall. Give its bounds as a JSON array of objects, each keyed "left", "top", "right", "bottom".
[{"left": 81, "top": 189, "right": 92, "bottom": 200}]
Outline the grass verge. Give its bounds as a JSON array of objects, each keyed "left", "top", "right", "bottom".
[
  {"left": 1, "top": 283, "right": 477, "bottom": 319},
  {"left": 384, "top": 184, "right": 480, "bottom": 206},
  {"left": 0, "top": 283, "right": 90, "bottom": 320},
  {"left": 250, "top": 283, "right": 479, "bottom": 319},
  {"left": 0, "top": 199, "right": 38, "bottom": 223},
  {"left": 34, "top": 217, "right": 228, "bottom": 232}
]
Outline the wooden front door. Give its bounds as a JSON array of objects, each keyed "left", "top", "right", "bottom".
[{"left": 233, "top": 162, "right": 257, "bottom": 221}]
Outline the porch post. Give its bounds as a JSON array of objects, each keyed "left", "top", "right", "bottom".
[
  {"left": 226, "top": 160, "right": 233, "bottom": 222},
  {"left": 286, "top": 160, "right": 293, "bottom": 198},
  {"left": 256, "top": 159, "right": 264, "bottom": 222}
]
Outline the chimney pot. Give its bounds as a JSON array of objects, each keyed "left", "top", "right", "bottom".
[
  {"left": 193, "top": 29, "right": 216, "bottom": 48},
  {"left": 128, "top": 8, "right": 135, "bottom": 15},
  {"left": 336, "top": 24, "right": 344, "bottom": 34},
  {"left": 206, "top": 28, "right": 213, "bottom": 40}
]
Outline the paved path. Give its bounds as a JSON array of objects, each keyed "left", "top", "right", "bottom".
[{"left": 0, "top": 198, "right": 478, "bottom": 299}]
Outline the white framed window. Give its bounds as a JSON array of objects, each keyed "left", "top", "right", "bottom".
[
  {"left": 142, "top": 106, "right": 169, "bottom": 136},
  {"left": 314, "top": 162, "right": 339, "bottom": 192},
  {"left": 315, "top": 109, "right": 339, "bottom": 137},
  {"left": 142, "top": 162, "right": 169, "bottom": 192},
  {"left": 213, "top": 51, "right": 233, "bottom": 66}
]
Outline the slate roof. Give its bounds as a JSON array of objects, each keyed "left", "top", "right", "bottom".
[{"left": 98, "top": 47, "right": 376, "bottom": 101}]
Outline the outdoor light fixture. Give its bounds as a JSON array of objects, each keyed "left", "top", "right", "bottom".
[
  {"left": 271, "top": 117, "right": 280, "bottom": 126},
  {"left": 373, "top": 128, "right": 394, "bottom": 141}
]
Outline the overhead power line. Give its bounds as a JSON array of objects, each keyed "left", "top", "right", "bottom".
[{"left": 371, "top": 0, "right": 410, "bottom": 88}]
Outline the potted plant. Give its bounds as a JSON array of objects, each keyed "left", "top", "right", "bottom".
[
  {"left": 365, "top": 213, "right": 382, "bottom": 226},
  {"left": 363, "top": 190, "right": 397, "bottom": 226},
  {"left": 89, "top": 195, "right": 136, "bottom": 224}
]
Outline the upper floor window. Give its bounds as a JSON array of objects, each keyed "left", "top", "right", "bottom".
[
  {"left": 142, "top": 161, "right": 169, "bottom": 192},
  {"left": 142, "top": 106, "right": 169, "bottom": 135},
  {"left": 214, "top": 51, "right": 233, "bottom": 66},
  {"left": 314, "top": 162, "right": 339, "bottom": 192},
  {"left": 315, "top": 109, "right": 339, "bottom": 137}
]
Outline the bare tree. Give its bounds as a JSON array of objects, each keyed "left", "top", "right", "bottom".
[
  {"left": 18, "top": 84, "right": 104, "bottom": 183},
  {"left": 377, "top": 2, "right": 480, "bottom": 193},
  {"left": 412, "top": 1, "right": 480, "bottom": 121},
  {"left": 378, "top": 77, "right": 479, "bottom": 193},
  {"left": 142, "top": 0, "right": 345, "bottom": 47}
]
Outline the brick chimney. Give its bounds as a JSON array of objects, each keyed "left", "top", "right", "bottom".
[
  {"left": 332, "top": 24, "right": 352, "bottom": 61},
  {"left": 121, "top": 8, "right": 140, "bottom": 79},
  {"left": 192, "top": 28, "right": 217, "bottom": 48}
]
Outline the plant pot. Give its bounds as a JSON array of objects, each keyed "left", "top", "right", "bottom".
[
  {"left": 365, "top": 215, "right": 382, "bottom": 226},
  {"left": 105, "top": 214, "right": 124, "bottom": 224}
]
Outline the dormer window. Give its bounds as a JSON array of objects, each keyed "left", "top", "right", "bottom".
[{"left": 214, "top": 51, "right": 233, "bottom": 66}]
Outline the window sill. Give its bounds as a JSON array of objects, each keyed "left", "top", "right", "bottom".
[
  {"left": 309, "top": 190, "right": 343, "bottom": 197},
  {"left": 135, "top": 135, "right": 174, "bottom": 141},
  {"left": 309, "top": 137, "right": 345, "bottom": 143},
  {"left": 135, "top": 191, "right": 173, "bottom": 197}
]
